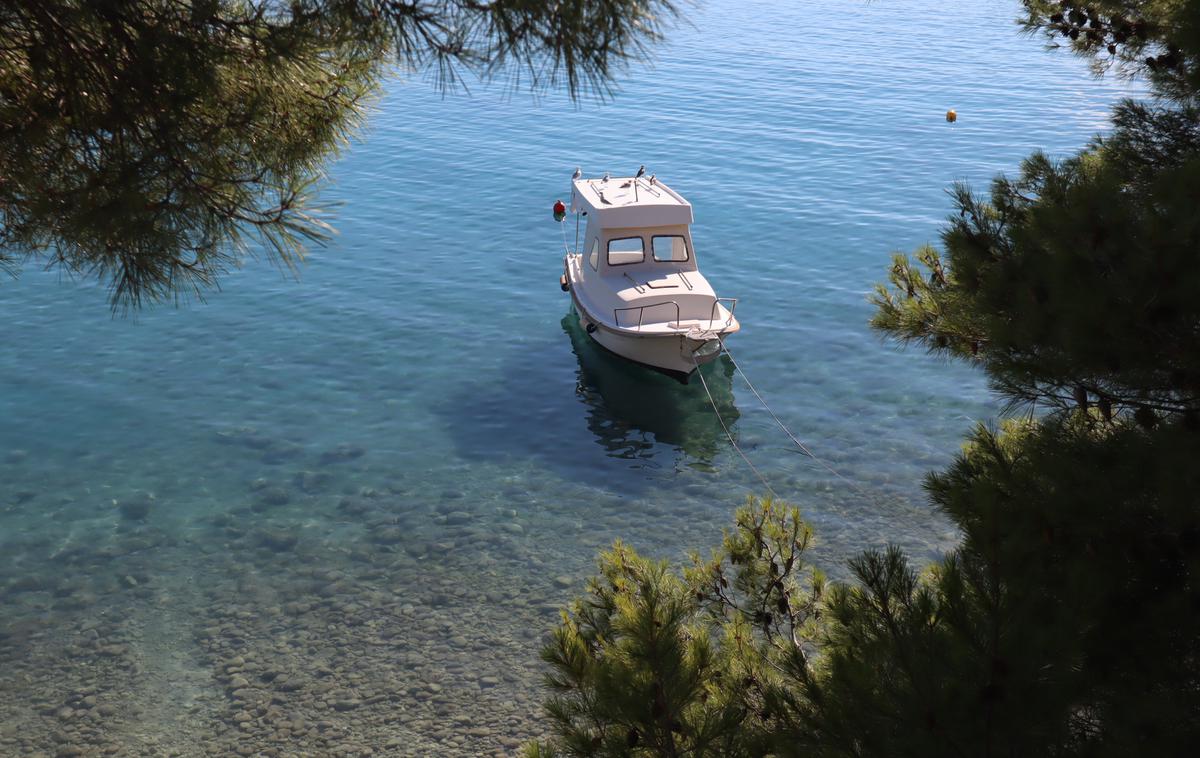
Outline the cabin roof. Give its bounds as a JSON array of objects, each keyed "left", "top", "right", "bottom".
[{"left": 570, "top": 176, "right": 694, "bottom": 228}]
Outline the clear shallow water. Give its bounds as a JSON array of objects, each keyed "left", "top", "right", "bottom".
[{"left": 0, "top": 1, "right": 1133, "bottom": 754}]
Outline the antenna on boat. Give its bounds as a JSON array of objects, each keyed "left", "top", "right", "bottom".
[
  {"left": 570, "top": 171, "right": 581, "bottom": 253},
  {"left": 634, "top": 165, "right": 645, "bottom": 202}
]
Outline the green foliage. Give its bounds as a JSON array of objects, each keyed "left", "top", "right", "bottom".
[
  {"left": 936, "top": 419, "right": 1200, "bottom": 753},
  {"left": 536, "top": 3, "right": 1200, "bottom": 756},
  {"left": 806, "top": 545, "right": 1003, "bottom": 757},
  {"left": 809, "top": 418, "right": 1200, "bottom": 757},
  {"left": 871, "top": 112, "right": 1200, "bottom": 418},
  {"left": 858, "top": 1, "right": 1200, "bottom": 754},
  {"left": 534, "top": 540, "right": 743, "bottom": 756},
  {"left": 531, "top": 432, "right": 1200, "bottom": 757},
  {"left": 875, "top": 2, "right": 1200, "bottom": 419},
  {"left": 526, "top": 497, "right": 825, "bottom": 757},
  {"left": 0, "top": 0, "right": 679, "bottom": 308},
  {"left": 1019, "top": 1, "right": 1200, "bottom": 100}
]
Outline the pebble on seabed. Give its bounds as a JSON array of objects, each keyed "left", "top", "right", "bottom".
[
  {"left": 0, "top": 431, "right": 781, "bottom": 757},
  {"left": 0, "top": 468, "right": 589, "bottom": 757}
]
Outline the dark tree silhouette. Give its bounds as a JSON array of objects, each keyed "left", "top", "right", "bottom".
[
  {"left": 531, "top": 2, "right": 1200, "bottom": 755},
  {"left": 0, "top": 0, "right": 679, "bottom": 307}
]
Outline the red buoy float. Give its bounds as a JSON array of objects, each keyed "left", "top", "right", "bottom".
[{"left": 552, "top": 199, "right": 566, "bottom": 222}]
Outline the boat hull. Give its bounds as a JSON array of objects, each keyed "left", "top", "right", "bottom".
[{"left": 569, "top": 298, "right": 723, "bottom": 382}]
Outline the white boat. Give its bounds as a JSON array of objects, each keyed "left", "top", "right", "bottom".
[{"left": 558, "top": 170, "right": 740, "bottom": 382}]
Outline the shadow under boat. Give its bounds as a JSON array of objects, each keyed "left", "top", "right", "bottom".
[
  {"left": 563, "top": 311, "right": 740, "bottom": 463},
  {"left": 433, "top": 312, "right": 741, "bottom": 486}
]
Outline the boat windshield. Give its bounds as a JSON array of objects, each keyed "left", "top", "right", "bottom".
[
  {"left": 652, "top": 235, "right": 689, "bottom": 263},
  {"left": 608, "top": 237, "right": 645, "bottom": 266}
]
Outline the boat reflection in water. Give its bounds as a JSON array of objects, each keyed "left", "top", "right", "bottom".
[{"left": 562, "top": 311, "right": 739, "bottom": 463}]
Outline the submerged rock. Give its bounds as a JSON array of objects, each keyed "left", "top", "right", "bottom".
[
  {"left": 261, "top": 441, "right": 304, "bottom": 464},
  {"left": 337, "top": 497, "right": 370, "bottom": 517},
  {"left": 442, "top": 511, "right": 473, "bottom": 526},
  {"left": 116, "top": 492, "right": 154, "bottom": 521},
  {"left": 319, "top": 444, "right": 365, "bottom": 465},
  {"left": 254, "top": 528, "right": 299, "bottom": 552},
  {"left": 252, "top": 487, "right": 291, "bottom": 511},
  {"left": 4, "top": 574, "right": 48, "bottom": 595},
  {"left": 294, "top": 470, "right": 333, "bottom": 494},
  {"left": 369, "top": 526, "right": 405, "bottom": 545}
]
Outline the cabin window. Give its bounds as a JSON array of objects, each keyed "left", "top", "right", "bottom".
[
  {"left": 607, "top": 236, "right": 644, "bottom": 266},
  {"left": 652, "top": 235, "right": 690, "bottom": 262},
  {"left": 589, "top": 238, "right": 599, "bottom": 271}
]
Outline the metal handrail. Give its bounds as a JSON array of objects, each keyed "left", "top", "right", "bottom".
[
  {"left": 610, "top": 297, "right": 737, "bottom": 333},
  {"left": 613, "top": 300, "right": 681, "bottom": 332},
  {"left": 710, "top": 297, "right": 738, "bottom": 330}
]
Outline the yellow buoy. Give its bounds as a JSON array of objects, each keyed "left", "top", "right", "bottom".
[{"left": 946, "top": 109, "right": 958, "bottom": 123}]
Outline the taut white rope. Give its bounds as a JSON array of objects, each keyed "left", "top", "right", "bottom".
[
  {"left": 691, "top": 352, "right": 777, "bottom": 498},
  {"left": 716, "top": 337, "right": 886, "bottom": 507}
]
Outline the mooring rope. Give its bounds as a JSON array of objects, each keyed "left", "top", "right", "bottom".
[
  {"left": 691, "top": 352, "right": 777, "bottom": 498},
  {"left": 717, "top": 336, "right": 816, "bottom": 459},
  {"left": 712, "top": 337, "right": 886, "bottom": 507}
]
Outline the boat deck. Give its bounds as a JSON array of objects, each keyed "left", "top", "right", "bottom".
[{"left": 566, "top": 254, "right": 738, "bottom": 336}]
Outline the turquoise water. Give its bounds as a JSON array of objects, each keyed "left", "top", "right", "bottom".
[{"left": 0, "top": 1, "right": 1132, "bottom": 754}]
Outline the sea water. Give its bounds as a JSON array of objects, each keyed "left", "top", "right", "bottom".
[{"left": 0, "top": 1, "right": 1133, "bottom": 754}]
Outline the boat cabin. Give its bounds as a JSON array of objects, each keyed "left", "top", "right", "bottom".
[
  {"left": 570, "top": 175, "right": 697, "bottom": 276},
  {"left": 568, "top": 175, "right": 728, "bottom": 330},
  {"left": 562, "top": 171, "right": 739, "bottom": 378}
]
